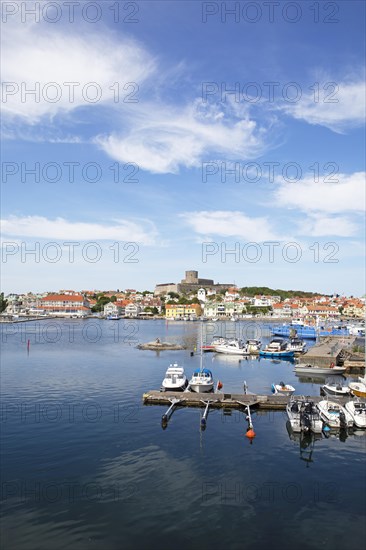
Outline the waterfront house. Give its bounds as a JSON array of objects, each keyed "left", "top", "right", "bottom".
[
  {"left": 165, "top": 303, "right": 202, "bottom": 319},
  {"left": 39, "top": 294, "right": 91, "bottom": 317}
]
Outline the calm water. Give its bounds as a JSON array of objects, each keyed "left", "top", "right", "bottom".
[{"left": 1, "top": 320, "right": 365, "bottom": 550}]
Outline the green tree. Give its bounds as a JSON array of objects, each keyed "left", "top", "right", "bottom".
[
  {"left": 91, "top": 295, "right": 111, "bottom": 312},
  {"left": 0, "top": 293, "right": 8, "bottom": 313}
]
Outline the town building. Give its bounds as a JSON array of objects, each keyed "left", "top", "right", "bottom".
[
  {"left": 165, "top": 303, "right": 202, "bottom": 319},
  {"left": 38, "top": 294, "right": 91, "bottom": 317}
]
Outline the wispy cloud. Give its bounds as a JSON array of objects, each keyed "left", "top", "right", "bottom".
[
  {"left": 180, "top": 211, "right": 286, "bottom": 241},
  {"left": 96, "top": 99, "right": 270, "bottom": 174},
  {"left": 1, "top": 216, "right": 158, "bottom": 245},
  {"left": 280, "top": 79, "right": 365, "bottom": 133},
  {"left": 1, "top": 20, "right": 156, "bottom": 122}
]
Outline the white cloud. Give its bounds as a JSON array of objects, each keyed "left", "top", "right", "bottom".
[
  {"left": 281, "top": 80, "right": 365, "bottom": 133},
  {"left": 274, "top": 171, "right": 366, "bottom": 214},
  {"left": 1, "top": 216, "right": 158, "bottom": 245},
  {"left": 96, "top": 100, "right": 269, "bottom": 174},
  {"left": 180, "top": 211, "right": 285, "bottom": 241},
  {"left": 1, "top": 20, "right": 156, "bottom": 122},
  {"left": 298, "top": 214, "right": 359, "bottom": 237}
]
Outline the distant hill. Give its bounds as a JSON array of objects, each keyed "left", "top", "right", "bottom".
[{"left": 239, "top": 287, "right": 323, "bottom": 301}]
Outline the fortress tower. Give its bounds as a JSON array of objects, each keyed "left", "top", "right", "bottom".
[{"left": 183, "top": 271, "right": 198, "bottom": 284}]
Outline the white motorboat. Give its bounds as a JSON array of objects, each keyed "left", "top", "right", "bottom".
[
  {"left": 348, "top": 373, "right": 366, "bottom": 398},
  {"left": 321, "top": 381, "right": 351, "bottom": 397},
  {"left": 345, "top": 400, "right": 366, "bottom": 429},
  {"left": 161, "top": 364, "right": 188, "bottom": 391},
  {"left": 214, "top": 338, "right": 249, "bottom": 355},
  {"left": 188, "top": 367, "right": 214, "bottom": 393},
  {"left": 286, "top": 397, "right": 323, "bottom": 433},
  {"left": 287, "top": 338, "right": 306, "bottom": 353},
  {"left": 201, "top": 337, "right": 227, "bottom": 352},
  {"left": 188, "top": 324, "right": 214, "bottom": 393},
  {"left": 271, "top": 382, "right": 295, "bottom": 396},
  {"left": 294, "top": 364, "right": 346, "bottom": 376},
  {"left": 246, "top": 339, "right": 261, "bottom": 353},
  {"left": 317, "top": 400, "right": 353, "bottom": 429}
]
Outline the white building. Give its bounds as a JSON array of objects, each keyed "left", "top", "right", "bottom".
[
  {"left": 125, "top": 303, "right": 142, "bottom": 317},
  {"left": 197, "top": 288, "right": 206, "bottom": 302},
  {"left": 104, "top": 302, "right": 125, "bottom": 317}
]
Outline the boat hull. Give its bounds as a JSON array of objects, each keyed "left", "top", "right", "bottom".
[
  {"left": 162, "top": 379, "right": 188, "bottom": 391},
  {"left": 189, "top": 383, "right": 214, "bottom": 393},
  {"left": 295, "top": 366, "right": 346, "bottom": 375},
  {"left": 215, "top": 346, "right": 248, "bottom": 355},
  {"left": 260, "top": 350, "right": 294, "bottom": 358},
  {"left": 348, "top": 382, "right": 366, "bottom": 398},
  {"left": 321, "top": 385, "right": 350, "bottom": 397}
]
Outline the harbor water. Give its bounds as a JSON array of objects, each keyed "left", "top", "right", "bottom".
[{"left": 1, "top": 319, "right": 365, "bottom": 550}]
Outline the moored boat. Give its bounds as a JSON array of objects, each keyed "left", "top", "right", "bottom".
[
  {"left": 286, "top": 397, "right": 323, "bottom": 433},
  {"left": 348, "top": 373, "right": 366, "bottom": 398},
  {"left": 321, "top": 381, "right": 351, "bottom": 397},
  {"left": 259, "top": 338, "right": 295, "bottom": 358},
  {"left": 214, "top": 338, "right": 248, "bottom": 355},
  {"left": 271, "top": 323, "right": 350, "bottom": 339},
  {"left": 188, "top": 323, "right": 215, "bottom": 392},
  {"left": 294, "top": 363, "right": 346, "bottom": 376},
  {"left": 345, "top": 400, "right": 366, "bottom": 429},
  {"left": 317, "top": 400, "right": 353, "bottom": 429},
  {"left": 161, "top": 364, "right": 188, "bottom": 391},
  {"left": 271, "top": 382, "right": 295, "bottom": 396},
  {"left": 246, "top": 339, "right": 261, "bottom": 353},
  {"left": 189, "top": 368, "right": 214, "bottom": 393},
  {"left": 287, "top": 338, "right": 306, "bottom": 354}
]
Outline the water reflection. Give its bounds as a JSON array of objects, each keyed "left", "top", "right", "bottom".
[{"left": 286, "top": 421, "right": 322, "bottom": 466}]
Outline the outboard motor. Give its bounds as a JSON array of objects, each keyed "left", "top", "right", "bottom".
[
  {"left": 301, "top": 409, "right": 311, "bottom": 433},
  {"left": 339, "top": 411, "right": 347, "bottom": 429}
]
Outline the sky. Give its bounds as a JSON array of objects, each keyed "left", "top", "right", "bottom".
[{"left": 1, "top": 0, "right": 365, "bottom": 296}]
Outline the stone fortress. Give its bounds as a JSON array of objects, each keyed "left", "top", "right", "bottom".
[{"left": 154, "top": 270, "right": 234, "bottom": 296}]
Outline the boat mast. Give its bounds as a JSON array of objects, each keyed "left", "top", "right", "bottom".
[{"left": 200, "top": 321, "right": 204, "bottom": 373}]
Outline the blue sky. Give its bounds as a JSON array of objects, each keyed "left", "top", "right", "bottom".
[{"left": 1, "top": 0, "right": 365, "bottom": 295}]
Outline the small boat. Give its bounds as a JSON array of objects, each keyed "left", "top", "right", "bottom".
[
  {"left": 161, "top": 364, "right": 188, "bottom": 391},
  {"left": 348, "top": 373, "right": 366, "bottom": 398},
  {"left": 286, "top": 397, "right": 323, "bottom": 433},
  {"left": 317, "top": 400, "right": 353, "bottom": 429},
  {"left": 106, "top": 314, "right": 121, "bottom": 320},
  {"left": 294, "top": 364, "right": 346, "bottom": 376},
  {"left": 259, "top": 338, "right": 295, "bottom": 358},
  {"left": 321, "top": 381, "right": 351, "bottom": 397},
  {"left": 188, "top": 323, "right": 214, "bottom": 392},
  {"left": 271, "top": 382, "right": 295, "bottom": 396},
  {"left": 189, "top": 368, "right": 214, "bottom": 393},
  {"left": 287, "top": 338, "right": 306, "bottom": 354},
  {"left": 345, "top": 400, "right": 366, "bottom": 429},
  {"left": 214, "top": 338, "right": 248, "bottom": 355},
  {"left": 246, "top": 339, "right": 261, "bottom": 353}
]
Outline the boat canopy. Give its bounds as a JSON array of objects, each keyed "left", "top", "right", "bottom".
[{"left": 193, "top": 368, "right": 212, "bottom": 376}]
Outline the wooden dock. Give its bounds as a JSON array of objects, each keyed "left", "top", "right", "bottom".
[{"left": 142, "top": 390, "right": 346, "bottom": 411}]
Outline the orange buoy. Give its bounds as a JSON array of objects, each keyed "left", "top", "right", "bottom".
[
  {"left": 217, "top": 381, "right": 223, "bottom": 390},
  {"left": 245, "top": 428, "right": 256, "bottom": 439}
]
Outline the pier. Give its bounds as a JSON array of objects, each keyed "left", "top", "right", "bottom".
[
  {"left": 302, "top": 336, "right": 365, "bottom": 371},
  {"left": 142, "top": 390, "right": 346, "bottom": 411}
]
